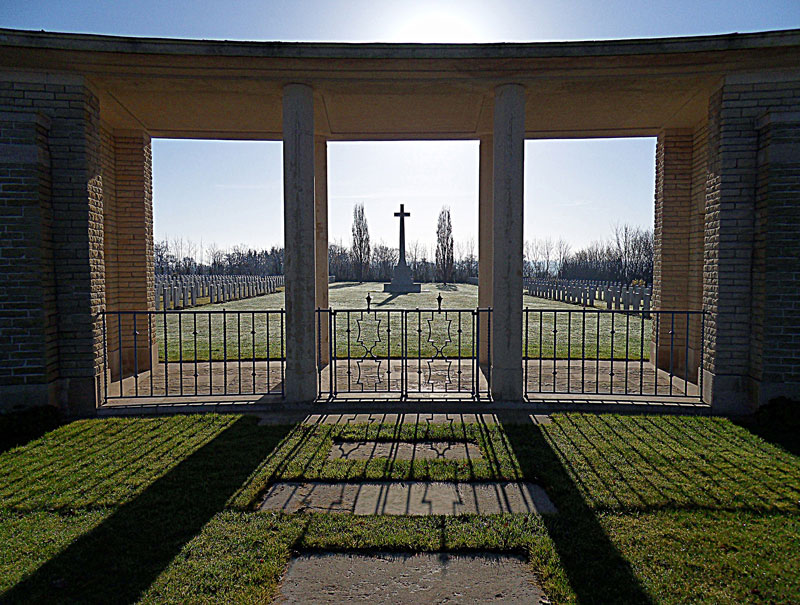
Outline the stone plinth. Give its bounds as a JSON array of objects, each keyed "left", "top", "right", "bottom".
[{"left": 383, "top": 267, "right": 421, "bottom": 293}]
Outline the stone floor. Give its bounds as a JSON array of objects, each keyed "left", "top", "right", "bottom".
[
  {"left": 276, "top": 552, "right": 549, "bottom": 604},
  {"left": 259, "top": 481, "right": 556, "bottom": 515},
  {"left": 104, "top": 358, "right": 698, "bottom": 400}
]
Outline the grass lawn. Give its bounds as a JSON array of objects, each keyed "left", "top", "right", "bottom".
[
  {"left": 1, "top": 411, "right": 798, "bottom": 603},
  {"left": 149, "top": 282, "right": 654, "bottom": 362}
]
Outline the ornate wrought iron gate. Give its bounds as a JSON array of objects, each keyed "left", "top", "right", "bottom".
[{"left": 317, "top": 295, "right": 491, "bottom": 399}]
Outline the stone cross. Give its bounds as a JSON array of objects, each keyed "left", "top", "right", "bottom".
[
  {"left": 394, "top": 203, "right": 410, "bottom": 266},
  {"left": 384, "top": 202, "right": 421, "bottom": 293}
]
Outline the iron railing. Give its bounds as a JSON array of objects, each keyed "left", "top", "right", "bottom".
[
  {"left": 316, "top": 295, "right": 491, "bottom": 399},
  {"left": 523, "top": 308, "right": 705, "bottom": 400},
  {"left": 101, "top": 305, "right": 704, "bottom": 404},
  {"left": 101, "top": 309, "right": 285, "bottom": 400}
]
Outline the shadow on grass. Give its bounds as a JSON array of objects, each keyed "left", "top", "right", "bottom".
[
  {"left": 0, "top": 406, "right": 63, "bottom": 454},
  {"left": 497, "top": 414, "right": 653, "bottom": 605},
  {"left": 2, "top": 417, "right": 293, "bottom": 604},
  {"left": 328, "top": 282, "right": 363, "bottom": 290},
  {"left": 374, "top": 292, "right": 403, "bottom": 306},
  {"left": 734, "top": 397, "right": 800, "bottom": 457}
]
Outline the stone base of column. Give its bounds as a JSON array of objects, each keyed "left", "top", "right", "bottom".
[
  {"left": 108, "top": 342, "right": 158, "bottom": 381},
  {"left": 0, "top": 383, "right": 57, "bottom": 412},
  {"left": 491, "top": 367, "right": 523, "bottom": 401},
  {"left": 0, "top": 375, "right": 101, "bottom": 416},
  {"left": 61, "top": 375, "right": 102, "bottom": 416},
  {"left": 285, "top": 371, "right": 317, "bottom": 402},
  {"left": 650, "top": 342, "right": 701, "bottom": 383},
  {"left": 701, "top": 369, "right": 757, "bottom": 414},
  {"left": 383, "top": 282, "right": 421, "bottom": 293}
]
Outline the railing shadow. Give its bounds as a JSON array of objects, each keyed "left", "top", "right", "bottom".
[
  {"left": 2, "top": 417, "right": 294, "bottom": 604},
  {"left": 497, "top": 414, "right": 653, "bottom": 604}
]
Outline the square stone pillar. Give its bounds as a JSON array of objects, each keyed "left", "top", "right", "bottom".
[
  {"left": 283, "top": 83, "right": 317, "bottom": 401},
  {"left": 652, "top": 129, "right": 696, "bottom": 380},
  {"left": 0, "top": 77, "right": 106, "bottom": 415},
  {"left": 0, "top": 111, "right": 59, "bottom": 410},
  {"left": 702, "top": 82, "right": 760, "bottom": 413},
  {"left": 491, "top": 84, "right": 525, "bottom": 401},
  {"left": 104, "top": 130, "right": 157, "bottom": 382},
  {"left": 750, "top": 111, "right": 800, "bottom": 404},
  {"left": 478, "top": 135, "right": 493, "bottom": 366},
  {"left": 315, "top": 136, "right": 330, "bottom": 366}
]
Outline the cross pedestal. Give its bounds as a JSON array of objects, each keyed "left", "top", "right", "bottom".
[{"left": 384, "top": 203, "right": 421, "bottom": 293}]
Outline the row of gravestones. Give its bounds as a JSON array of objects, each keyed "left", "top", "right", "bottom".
[
  {"left": 523, "top": 278, "right": 652, "bottom": 290},
  {"left": 525, "top": 278, "right": 651, "bottom": 315},
  {"left": 155, "top": 275, "right": 285, "bottom": 310}
]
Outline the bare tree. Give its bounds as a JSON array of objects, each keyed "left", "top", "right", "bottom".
[
  {"left": 555, "top": 238, "right": 572, "bottom": 277},
  {"left": 154, "top": 239, "right": 171, "bottom": 274},
  {"left": 407, "top": 240, "right": 422, "bottom": 281},
  {"left": 371, "top": 242, "right": 398, "bottom": 281},
  {"left": 206, "top": 242, "right": 224, "bottom": 275},
  {"left": 542, "top": 237, "right": 554, "bottom": 276},
  {"left": 455, "top": 237, "right": 477, "bottom": 280},
  {"left": 351, "top": 202, "right": 371, "bottom": 282},
  {"left": 435, "top": 206, "right": 454, "bottom": 284},
  {"left": 524, "top": 240, "right": 535, "bottom": 278}
]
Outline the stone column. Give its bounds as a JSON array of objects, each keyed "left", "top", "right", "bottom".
[
  {"left": 478, "top": 134, "right": 493, "bottom": 366},
  {"left": 702, "top": 83, "right": 759, "bottom": 413},
  {"left": 283, "top": 83, "right": 317, "bottom": 401},
  {"left": 108, "top": 130, "right": 157, "bottom": 381},
  {"left": 491, "top": 84, "right": 525, "bottom": 401},
  {"left": 315, "top": 135, "right": 330, "bottom": 366},
  {"left": 652, "top": 129, "right": 694, "bottom": 380}
]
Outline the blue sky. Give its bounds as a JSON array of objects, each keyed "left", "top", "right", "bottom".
[{"left": 3, "top": 1, "right": 799, "bottom": 253}]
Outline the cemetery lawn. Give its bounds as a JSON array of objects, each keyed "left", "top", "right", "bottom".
[
  {"left": 154, "top": 281, "right": 653, "bottom": 362},
  {"left": 1, "top": 412, "right": 798, "bottom": 603}
]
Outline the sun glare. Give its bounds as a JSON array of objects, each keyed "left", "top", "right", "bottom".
[{"left": 390, "top": 9, "right": 487, "bottom": 43}]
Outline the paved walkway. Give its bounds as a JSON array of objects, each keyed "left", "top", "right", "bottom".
[
  {"left": 276, "top": 552, "right": 549, "bottom": 603},
  {"left": 104, "top": 358, "right": 698, "bottom": 399},
  {"left": 328, "top": 440, "right": 483, "bottom": 461},
  {"left": 259, "top": 481, "right": 556, "bottom": 515}
]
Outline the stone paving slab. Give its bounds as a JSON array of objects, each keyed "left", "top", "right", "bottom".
[
  {"left": 307, "top": 413, "right": 498, "bottom": 425},
  {"left": 275, "top": 552, "right": 549, "bottom": 604},
  {"left": 260, "top": 481, "right": 556, "bottom": 515},
  {"left": 328, "top": 441, "right": 483, "bottom": 461},
  {"left": 301, "top": 413, "right": 552, "bottom": 426}
]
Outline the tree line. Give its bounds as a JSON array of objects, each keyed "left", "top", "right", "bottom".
[
  {"left": 156, "top": 206, "right": 652, "bottom": 285},
  {"left": 524, "top": 224, "right": 653, "bottom": 284}
]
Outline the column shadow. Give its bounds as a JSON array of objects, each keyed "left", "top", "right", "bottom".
[
  {"left": 0, "top": 406, "right": 63, "bottom": 454},
  {"left": 496, "top": 414, "right": 653, "bottom": 604},
  {"left": 2, "top": 416, "right": 294, "bottom": 604}
]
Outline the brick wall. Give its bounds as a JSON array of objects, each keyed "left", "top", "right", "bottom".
[
  {"left": 753, "top": 113, "right": 800, "bottom": 401},
  {"left": 0, "top": 111, "right": 58, "bottom": 408},
  {"left": 0, "top": 74, "right": 104, "bottom": 414},
  {"left": 703, "top": 75, "right": 800, "bottom": 412}
]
